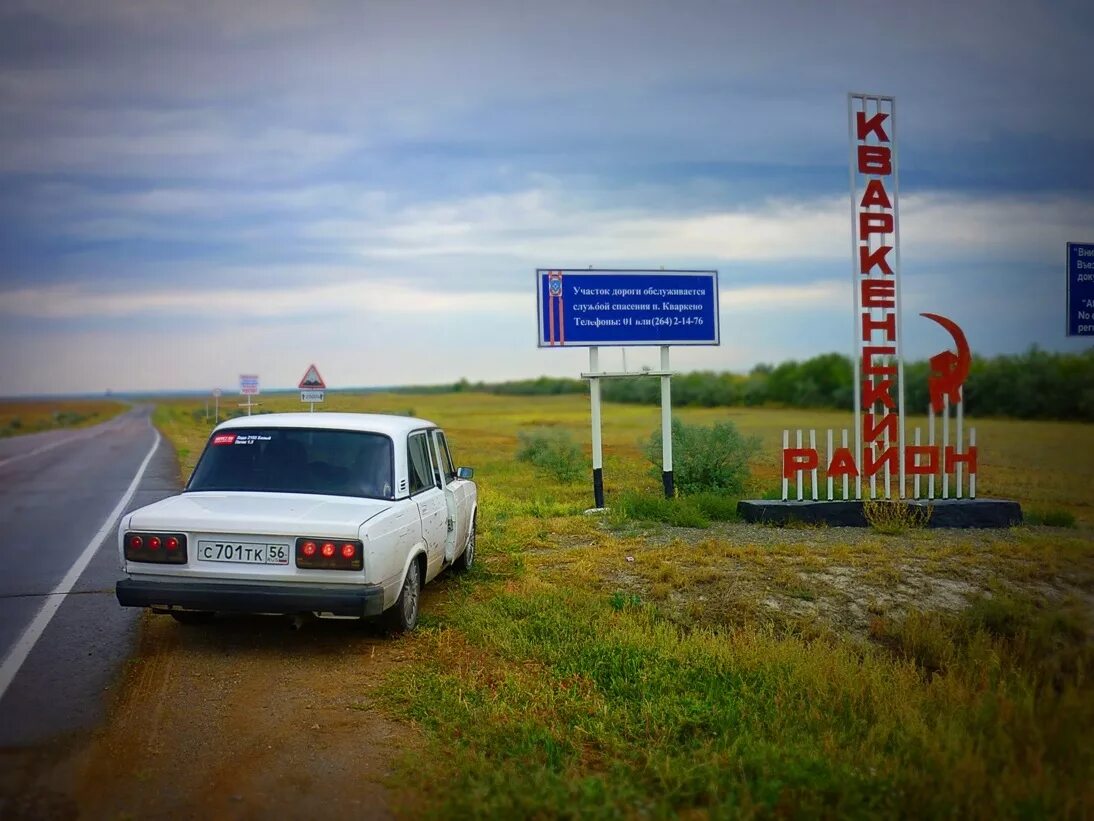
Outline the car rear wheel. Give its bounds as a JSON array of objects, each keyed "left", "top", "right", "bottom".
[
  {"left": 170, "top": 610, "right": 215, "bottom": 625},
  {"left": 453, "top": 516, "right": 475, "bottom": 573},
  {"left": 384, "top": 560, "right": 420, "bottom": 633}
]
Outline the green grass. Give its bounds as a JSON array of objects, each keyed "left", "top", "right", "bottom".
[
  {"left": 0, "top": 398, "right": 127, "bottom": 438},
  {"left": 149, "top": 390, "right": 1094, "bottom": 817},
  {"left": 1024, "top": 507, "right": 1078, "bottom": 528},
  {"left": 385, "top": 583, "right": 1093, "bottom": 818}
]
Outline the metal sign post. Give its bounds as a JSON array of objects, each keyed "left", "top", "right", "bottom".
[
  {"left": 589, "top": 348, "right": 604, "bottom": 508},
  {"left": 660, "top": 346, "right": 674, "bottom": 497}
]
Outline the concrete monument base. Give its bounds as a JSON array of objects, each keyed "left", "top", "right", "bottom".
[{"left": 736, "top": 498, "right": 1023, "bottom": 529}]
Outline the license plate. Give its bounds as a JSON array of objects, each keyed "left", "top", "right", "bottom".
[{"left": 198, "top": 541, "right": 290, "bottom": 565}]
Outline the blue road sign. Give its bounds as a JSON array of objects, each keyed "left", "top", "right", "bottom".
[
  {"left": 1067, "top": 242, "right": 1094, "bottom": 337},
  {"left": 537, "top": 269, "right": 720, "bottom": 347}
]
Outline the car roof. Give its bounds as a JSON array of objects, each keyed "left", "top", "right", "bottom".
[{"left": 214, "top": 412, "right": 437, "bottom": 438}]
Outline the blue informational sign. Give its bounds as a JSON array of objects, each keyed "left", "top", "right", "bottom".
[
  {"left": 1068, "top": 243, "right": 1094, "bottom": 336},
  {"left": 536, "top": 269, "right": 720, "bottom": 347}
]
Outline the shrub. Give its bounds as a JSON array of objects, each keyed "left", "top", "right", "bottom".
[
  {"left": 644, "top": 418, "right": 759, "bottom": 496},
  {"left": 516, "top": 428, "right": 585, "bottom": 483}
]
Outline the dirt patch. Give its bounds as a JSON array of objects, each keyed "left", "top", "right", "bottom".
[{"left": 2, "top": 607, "right": 430, "bottom": 820}]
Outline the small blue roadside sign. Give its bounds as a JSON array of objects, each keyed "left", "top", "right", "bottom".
[
  {"left": 536, "top": 269, "right": 720, "bottom": 347},
  {"left": 1068, "top": 242, "right": 1094, "bottom": 336}
]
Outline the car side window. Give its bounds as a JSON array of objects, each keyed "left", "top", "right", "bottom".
[
  {"left": 407, "top": 433, "right": 434, "bottom": 495},
  {"left": 425, "top": 433, "right": 444, "bottom": 488},
  {"left": 434, "top": 431, "right": 456, "bottom": 481}
]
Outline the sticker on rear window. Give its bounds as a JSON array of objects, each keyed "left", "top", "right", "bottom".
[
  {"left": 212, "top": 433, "right": 236, "bottom": 445},
  {"left": 233, "top": 434, "right": 272, "bottom": 445}
]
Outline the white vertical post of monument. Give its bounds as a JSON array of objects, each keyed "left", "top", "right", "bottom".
[
  {"left": 969, "top": 428, "right": 977, "bottom": 498},
  {"left": 942, "top": 395, "right": 950, "bottom": 499},
  {"left": 848, "top": 94, "right": 863, "bottom": 502},
  {"left": 928, "top": 403, "right": 936, "bottom": 499},
  {"left": 781, "top": 430, "right": 789, "bottom": 501},
  {"left": 660, "top": 346, "right": 673, "bottom": 498},
  {"left": 589, "top": 347, "right": 605, "bottom": 509},
  {"left": 826, "top": 429, "right": 834, "bottom": 501},
  {"left": 214, "top": 393, "right": 219, "bottom": 424},
  {"left": 891, "top": 96, "right": 907, "bottom": 499},
  {"left": 809, "top": 429, "right": 818, "bottom": 501},
  {"left": 956, "top": 386, "right": 964, "bottom": 498},
  {"left": 841, "top": 429, "right": 850, "bottom": 500},
  {"left": 796, "top": 429, "right": 804, "bottom": 501}
]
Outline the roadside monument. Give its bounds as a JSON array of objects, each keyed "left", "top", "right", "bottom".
[{"left": 738, "top": 93, "right": 1021, "bottom": 527}]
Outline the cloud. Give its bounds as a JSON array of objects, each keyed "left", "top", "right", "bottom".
[{"left": 0, "top": 278, "right": 527, "bottom": 321}]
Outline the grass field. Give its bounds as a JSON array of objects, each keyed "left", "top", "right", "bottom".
[
  {"left": 152, "top": 392, "right": 1094, "bottom": 818},
  {"left": 0, "top": 398, "right": 127, "bottom": 438}
]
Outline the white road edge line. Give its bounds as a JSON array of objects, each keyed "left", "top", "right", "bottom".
[{"left": 0, "top": 425, "right": 161, "bottom": 704}]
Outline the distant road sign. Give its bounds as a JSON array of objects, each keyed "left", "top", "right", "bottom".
[
  {"left": 537, "top": 269, "right": 720, "bottom": 347},
  {"left": 300, "top": 390, "right": 325, "bottom": 403},
  {"left": 298, "top": 364, "right": 326, "bottom": 390},
  {"left": 239, "top": 375, "right": 260, "bottom": 395},
  {"left": 1067, "top": 242, "right": 1094, "bottom": 336}
]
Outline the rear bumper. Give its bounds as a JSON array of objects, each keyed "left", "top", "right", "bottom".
[{"left": 116, "top": 578, "right": 385, "bottom": 617}]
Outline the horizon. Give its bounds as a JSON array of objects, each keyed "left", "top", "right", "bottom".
[{"left": 3, "top": 343, "right": 1089, "bottom": 402}]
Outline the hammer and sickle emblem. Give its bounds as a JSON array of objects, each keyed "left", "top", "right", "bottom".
[{"left": 921, "top": 312, "right": 971, "bottom": 414}]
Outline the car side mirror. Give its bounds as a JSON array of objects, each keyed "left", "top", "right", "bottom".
[{"left": 457, "top": 467, "right": 474, "bottom": 480}]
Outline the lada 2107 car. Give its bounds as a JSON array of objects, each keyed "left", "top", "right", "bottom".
[{"left": 115, "top": 413, "right": 477, "bottom": 631}]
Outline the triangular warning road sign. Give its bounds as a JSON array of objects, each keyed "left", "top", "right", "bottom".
[{"left": 298, "top": 364, "right": 326, "bottom": 390}]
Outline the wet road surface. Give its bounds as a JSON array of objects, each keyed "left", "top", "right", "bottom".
[{"left": 0, "top": 407, "right": 179, "bottom": 745}]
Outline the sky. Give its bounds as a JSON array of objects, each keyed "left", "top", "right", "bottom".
[{"left": 0, "top": 0, "right": 1092, "bottom": 396}]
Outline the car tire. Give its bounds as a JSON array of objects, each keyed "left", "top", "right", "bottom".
[
  {"left": 384, "top": 560, "right": 421, "bottom": 633},
  {"left": 170, "top": 611, "right": 215, "bottom": 625},
  {"left": 453, "top": 516, "right": 475, "bottom": 573}
]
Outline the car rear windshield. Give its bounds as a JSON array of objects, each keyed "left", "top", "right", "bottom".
[{"left": 187, "top": 428, "right": 394, "bottom": 499}]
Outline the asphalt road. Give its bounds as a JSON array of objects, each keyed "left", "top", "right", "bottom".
[{"left": 0, "top": 407, "right": 180, "bottom": 746}]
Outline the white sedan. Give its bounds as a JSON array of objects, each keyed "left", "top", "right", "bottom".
[{"left": 116, "top": 413, "right": 477, "bottom": 631}]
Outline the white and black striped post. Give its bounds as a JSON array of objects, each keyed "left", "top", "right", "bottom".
[
  {"left": 660, "top": 346, "right": 674, "bottom": 498},
  {"left": 589, "top": 347, "right": 605, "bottom": 509}
]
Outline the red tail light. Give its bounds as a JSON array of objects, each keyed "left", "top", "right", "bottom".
[
  {"left": 125, "top": 532, "right": 186, "bottom": 564},
  {"left": 295, "top": 537, "right": 362, "bottom": 571}
]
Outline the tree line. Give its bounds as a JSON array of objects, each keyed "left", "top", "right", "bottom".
[{"left": 444, "top": 347, "right": 1094, "bottom": 421}]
